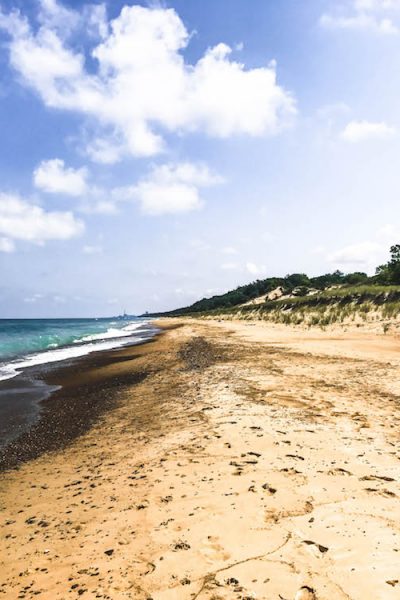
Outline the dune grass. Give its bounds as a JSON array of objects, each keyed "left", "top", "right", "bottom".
[{"left": 189, "top": 285, "right": 400, "bottom": 331}]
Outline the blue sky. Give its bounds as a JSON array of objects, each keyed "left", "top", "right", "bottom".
[{"left": 1, "top": 0, "right": 400, "bottom": 317}]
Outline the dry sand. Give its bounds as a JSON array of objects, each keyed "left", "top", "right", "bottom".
[{"left": 1, "top": 318, "right": 399, "bottom": 600}]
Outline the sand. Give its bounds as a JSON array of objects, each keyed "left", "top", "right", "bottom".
[{"left": 1, "top": 318, "right": 399, "bottom": 599}]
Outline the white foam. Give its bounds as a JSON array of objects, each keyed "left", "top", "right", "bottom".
[
  {"left": 0, "top": 321, "right": 151, "bottom": 382},
  {"left": 78, "top": 322, "right": 143, "bottom": 343}
]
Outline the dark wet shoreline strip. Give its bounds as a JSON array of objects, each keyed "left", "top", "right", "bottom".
[{"left": 0, "top": 336, "right": 158, "bottom": 472}]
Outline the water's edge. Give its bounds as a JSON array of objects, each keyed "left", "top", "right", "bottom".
[{"left": 0, "top": 323, "right": 159, "bottom": 452}]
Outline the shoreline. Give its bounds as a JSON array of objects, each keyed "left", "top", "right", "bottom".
[
  {"left": 0, "top": 323, "right": 161, "bottom": 471},
  {"left": 1, "top": 318, "right": 399, "bottom": 599}
]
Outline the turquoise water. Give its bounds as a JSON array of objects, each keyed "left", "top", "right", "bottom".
[{"left": 0, "top": 317, "right": 152, "bottom": 381}]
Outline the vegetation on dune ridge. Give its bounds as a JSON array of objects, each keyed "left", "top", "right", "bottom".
[
  {"left": 205, "top": 291, "right": 400, "bottom": 331},
  {"left": 149, "top": 245, "right": 400, "bottom": 330}
]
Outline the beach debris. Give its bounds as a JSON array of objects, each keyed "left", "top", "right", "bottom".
[
  {"left": 104, "top": 549, "right": 114, "bottom": 556},
  {"left": 144, "top": 562, "right": 156, "bottom": 575},
  {"left": 286, "top": 454, "right": 305, "bottom": 461},
  {"left": 37, "top": 520, "right": 49, "bottom": 528},
  {"left": 294, "top": 586, "right": 316, "bottom": 600},
  {"left": 178, "top": 336, "right": 220, "bottom": 370},
  {"left": 161, "top": 495, "right": 173, "bottom": 503},
  {"left": 360, "top": 474, "right": 395, "bottom": 482},
  {"left": 173, "top": 540, "right": 190, "bottom": 551},
  {"left": 262, "top": 483, "right": 277, "bottom": 494},
  {"left": 386, "top": 580, "right": 398, "bottom": 587},
  {"left": 302, "top": 540, "right": 328, "bottom": 553},
  {"left": 365, "top": 487, "right": 396, "bottom": 497}
]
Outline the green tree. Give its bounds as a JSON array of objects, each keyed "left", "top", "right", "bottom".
[{"left": 376, "top": 244, "right": 400, "bottom": 284}]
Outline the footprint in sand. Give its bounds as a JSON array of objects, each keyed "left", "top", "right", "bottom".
[
  {"left": 295, "top": 586, "right": 316, "bottom": 600},
  {"left": 302, "top": 540, "right": 329, "bottom": 554},
  {"left": 327, "top": 467, "right": 352, "bottom": 476},
  {"left": 202, "top": 535, "right": 231, "bottom": 561},
  {"left": 365, "top": 487, "right": 396, "bottom": 498},
  {"left": 360, "top": 474, "right": 395, "bottom": 482}
]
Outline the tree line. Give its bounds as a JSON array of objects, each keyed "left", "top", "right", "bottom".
[{"left": 152, "top": 245, "right": 400, "bottom": 316}]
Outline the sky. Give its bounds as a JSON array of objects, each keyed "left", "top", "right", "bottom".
[{"left": 1, "top": 0, "right": 400, "bottom": 317}]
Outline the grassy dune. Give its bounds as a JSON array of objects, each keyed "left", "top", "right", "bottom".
[{"left": 186, "top": 285, "right": 400, "bottom": 332}]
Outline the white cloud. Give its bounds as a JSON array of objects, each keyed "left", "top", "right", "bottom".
[
  {"left": 38, "top": 0, "right": 79, "bottom": 33},
  {"left": 0, "top": 193, "right": 84, "bottom": 246},
  {"left": 33, "top": 158, "right": 88, "bottom": 195},
  {"left": 117, "top": 162, "right": 222, "bottom": 215},
  {"left": 79, "top": 193, "right": 119, "bottom": 215},
  {"left": 341, "top": 120, "right": 395, "bottom": 142},
  {"left": 355, "top": 0, "right": 400, "bottom": 10},
  {"left": 0, "top": 237, "right": 14, "bottom": 252},
  {"left": 0, "top": 3, "right": 295, "bottom": 161},
  {"left": 328, "top": 241, "right": 382, "bottom": 266},
  {"left": 246, "top": 261, "right": 266, "bottom": 276},
  {"left": 321, "top": 13, "right": 398, "bottom": 33},
  {"left": 31, "top": 158, "right": 222, "bottom": 216},
  {"left": 24, "top": 293, "right": 44, "bottom": 303},
  {"left": 327, "top": 224, "right": 400, "bottom": 271},
  {"left": 321, "top": 0, "right": 400, "bottom": 34},
  {"left": 221, "top": 262, "right": 239, "bottom": 270}
]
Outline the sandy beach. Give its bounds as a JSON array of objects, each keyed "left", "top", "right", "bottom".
[{"left": 1, "top": 318, "right": 399, "bottom": 600}]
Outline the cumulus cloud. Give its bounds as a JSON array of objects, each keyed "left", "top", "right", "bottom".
[
  {"left": 117, "top": 162, "right": 222, "bottom": 215},
  {"left": 0, "top": 193, "right": 84, "bottom": 246},
  {"left": 321, "top": 0, "right": 400, "bottom": 34},
  {"left": 0, "top": 2, "right": 295, "bottom": 161},
  {"left": 341, "top": 120, "right": 395, "bottom": 142},
  {"left": 33, "top": 158, "right": 88, "bottom": 195},
  {"left": 38, "top": 0, "right": 80, "bottom": 32},
  {"left": 31, "top": 157, "right": 222, "bottom": 216}
]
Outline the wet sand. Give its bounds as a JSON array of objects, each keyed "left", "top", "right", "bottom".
[
  {"left": 1, "top": 318, "right": 399, "bottom": 599},
  {"left": 0, "top": 328, "right": 158, "bottom": 470}
]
